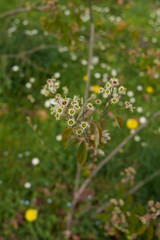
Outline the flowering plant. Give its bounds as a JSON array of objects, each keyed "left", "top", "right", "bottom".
[{"left": 43, "top": 76, "right": 135, "bottom": 166}]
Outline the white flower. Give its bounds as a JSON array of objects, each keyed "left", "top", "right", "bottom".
[
  {"left": 101, "top": 130, "right": 111, "bottom": 144},
  {"left": 50, "top": 99, "right": 58, "bottom": 106},
  {"left": 25, "top": 82, "right": 32, "bottom": 88},
  {"left": 94, "top": 73, "right": 101, "bottom": 79},
  {"left": 139, "top": 116, "right": 147, "bottom": 124},
  {"left": 92, "top": 56, "right": 99, "bottom": 65},
  {"left": 12, "top": 65, "right": 19, "bottom": 72},
  {"left": 54, "top": 72, "right": 61, "bottom": 79},
  {"left": 137, "top": 107, "right": 143, "bottom": 113},
  {"left": 134, "top": 135, "right": 141, "bottom": 142},
  {"left": 127, "top": 91, "right": 134, "bottom": 97},
  {"left": 32, "top": 157, "right": 40, "bottom": 165},
  {"left": 24, "top": 182, "right": 31, "bottom": 189},
  {"left": 44, "top": 100, "right": 51, "bottom": 108},
  {"left": 56, "top": 135, "right": 62, "bottom": 141},
  {"left": 137, "top": 85, "right": 143, "bottom": 91},
  {"left": 23, "top": 20, "right": 29, "bottom": 25},
  {"left": 29, "top": 77, "right": 35, "bottom": 83},
  {"left": 130, "top": 97, "right": 136, "bottom": 103},
  {"left": 64, "top": 9, "right": 70, "bottom": 15},
  {"left": 111, "top": 69, "right": 117, "bottom": 76},
  {"left": 81, "top": 59, "right": 87, "bottom": 65}
]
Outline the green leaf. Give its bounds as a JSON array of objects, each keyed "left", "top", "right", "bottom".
[
  {"left": 115, "top": 116, "right": 123, "bottom": 128},
  {"left": 62, "top": 128, "right": 73, "bottom": 149},
  {"left": 146, "top": 224, "right": 154, "bottom": 240},
  {"left": 77, "top": 141, "right": 87, "bottom": 166}
]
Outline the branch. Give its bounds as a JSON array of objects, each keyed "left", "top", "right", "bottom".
[
  {"left": 73, "top": 110, "right": 160, "bottom": 208},
  {"left": 1, "top": 44, "right": 58, "bottom": 59},
  {"left": 0, "top": 4, "right": 52, "bottom": 20},
  {"left": 84, "top": 0, "right": 95, "bottom": 101},
  {"left": 94, "top": 169, "right": 160, "bottom": 215}
]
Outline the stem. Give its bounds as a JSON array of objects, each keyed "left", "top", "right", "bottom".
[
  {"left": 65, "top": 1, "right": 95, "bottom": 236},
  {"left": 84, "top": 0, "right": 95, "bottom": 101}
]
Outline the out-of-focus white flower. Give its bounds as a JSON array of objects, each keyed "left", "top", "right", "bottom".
[
  {"left": 139, "top": 116, "right": 147, "bottom": 124},
  {"left": 32, "top": 157, "right": 40, "bottom": 165},
  {"left": 24, "top": 182, "right": 31, "bottom": 189},
  {"left": 111, "top": 69, "right": 117, "bottom": 76},
  {"left": 25, "top": 82, "right": 32, "bottom": 88},
  {"left": 23, "top": 20, "right": 29, "bottom": 25},
  {"left": 44, "top": 100, "right": 51, "bottom": 108},
  {"left": 12, "top": 65, "right": 19, "bottom": 72},
  {"left": 92, "top": 56, "right": 99, "bottom": 65},
  {"left": 29, "top": 77, "right": 35, "bottom": 83},
  {"left": 137, "top": 85, "right": 143, "bottom": 91},
  {"left": 94, "top": 73, "right": 101, "bottom": 79},
  {"left": 81, "top": 59, "right": 87, "bottom": 65},
  {"left": 56, "top": 135, "right": 62, "bottom": 141},
  {"left": 130, "top": 97, "right": 136, "bottom": 103},
  {"left": 134, "top": 135, "right": 141, "bottom": 142},
  {"left": 54, "top": 72, "right": 61, "bottom": 79},
  {"left": 127, "top": 91, "right": 134, "bottom": 97},
  {"left": 137, "top": 107, "right": 143, "bottom": 113},
  {"left": 64, "top": 9, "right": 70, "bottom": 15}
]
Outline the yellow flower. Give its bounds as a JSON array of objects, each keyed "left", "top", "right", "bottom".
[
  {"left": 126, "top": 119, "right": 138, "bottom": 129},
  {"left": 146, "top": 86, "right": 154, "bottom": 93},
  {"left": 125, "top": 4, "right": 130, "bottom": 9},
  {"left": 91, "top": 85, "right": 100, "bottom": 93},
  {"left": 83, "top": 75, "right": 88, "bottom": 81},
  {"left": 25, "top": 209, "right": 38, "bottom": 222}
]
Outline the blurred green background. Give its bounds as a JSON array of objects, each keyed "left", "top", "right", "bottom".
[{"left": 0, "top": 0, "right": 160, "bottom": 239}]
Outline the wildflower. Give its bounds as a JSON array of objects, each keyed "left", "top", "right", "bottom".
[
  {"left": 67, "top": 119, "right": 75, "bottom": 126},
  {"left": 24, "top": 182, "right": 31, "bottom": 189},
  {"left": 76, "top": 128, "right": 84, "bottom": 136},
  {"left": 55, "top": 113, "right": 61, "bottom": 120},
  {"left": 98, "top": 87, "right": 104, "bottom": 93},
  {"left": 32, "top": 157, "right": 40, "bottom": 166},
  {"left": 56, "top": 135, "right": 62, "bottom": 141},
  {"left": 12, "top": 65, "right": 19, "bottom": 72},
  {"left": 74, "top": 104, "right": 80, "bottom": 111},
  {"left": 91, "top": 85, "right": 100, "bottom": 93},
  {"left": 87, "top": 103, "right": 94, "bottom": 110},
  {"left": 80, "top": 121, "right": 89, "bottom": 129},
  {"left": 105, "top": 82, "right": 111, "bottom": 88},
  {"left": 101, "top": 130, "right": 111, "bottom": 144},
  {"left": 127, "top": 91, "right": 134, "bottom": 97},
  {"left": 94, "top": 73, "right": 101, "bottom": 79},
  {"left": 105, "top": 88, "right": 111, "bottom": 95},
  {"left": 118, "top": 86, "right": 126, "bottom": 95},
  {"left": 83, "top": 75, "right": 88, "bottom": 81},
  {"left": 56, "top": 107, "right": 63, "bottom": 114},
  {"left": 54, "top": 72, "right": 61, "bottom": 79},
  {"left": 68, "top": 108, "right": 76, "bottom": 116},
  {"left": 25, "top": 82, "right": 32, "bottom": 89},
  {"left": 50, "top": 98, "right": 58, "bottom": 106},
  {"left": 111, "top": 97, "right": 118, "bottom": 104},
  {"left": 25, "top": 209, "right": 38, "bottom": 222},
  {"left": 110, "top": 77, "right": 119, "bottom": 86},
  {"left": 126, "top": 119, "right": 138, "bottom": 129},
  {"left": 95, "top": 99, "right": 102, "bottom": 105},
  {"left": 61, "top": 98, "right": 69, "bottom": 107},
  {"left": 139, "top": 116, "right": 147, "bottom": 124},
  {"left": 146, "top": 86, "right": 154, "bottom": 93}
]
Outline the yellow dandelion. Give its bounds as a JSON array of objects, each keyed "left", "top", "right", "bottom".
[
  {"left": 25, "top": 208, "right": 38, "bottom": 222},
  {"left": 146, "top": 86, "right": 154, "bottom": 93},
  {"left": 126, "top": 119, "right": 138, "bottom": 129},
  {"left": 83, "top": 75, "right": 88, "bottom": 81},
  {"left": 91, "top": 85, "right": 100, "bottom": 93}
]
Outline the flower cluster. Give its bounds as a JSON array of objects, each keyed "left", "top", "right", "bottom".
[
  {"left": 97, "top": 77, "right": 134, "bottom": 112},
  {"left": 120, "top": 167, "right": 136, "bottom": 186},
  {"left": 43, "top": 75, "right": 135, "bottom": 165}
]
